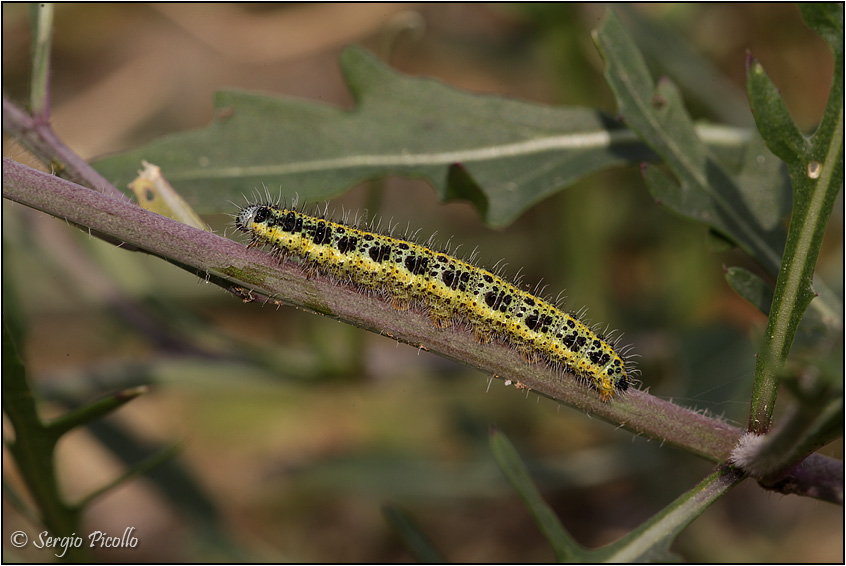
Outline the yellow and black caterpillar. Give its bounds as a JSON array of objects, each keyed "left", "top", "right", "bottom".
[{"left": 236, "top": 203, "right": 631, "bottom": 400}]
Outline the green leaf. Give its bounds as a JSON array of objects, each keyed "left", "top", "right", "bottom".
[
  {"left": 490, "top": 425, "right": 747, "bottom": 562},
  {"left": 725, "top": 266, "right": 835, "bottom": 349},
  {"left": 799, "top": 3, "right": 844, "bottom": 53},
  {"left": 76, "top": 442, "right": 182, "bottom": 508},
  {"left": 724, "top": 266, "right": 773, "bottom": 316},
  {"left": 595, "top": 467, "right": 745, "bottom": 563},
  {"left": 593, "top": 11, "right": 790, "bottom": 279},
  {"left": 79, "top": 416, "right": 224, "bottom": 532},
  {"left": 615, "top": 5, "right": 753, "bottom": 126},
  {"left": 489, "top": 428, "right": 585, "bottom": 562},
  {"left": 745, "top": 6, "right": 844, "bottom": 433},
  {"left": 746, "top": 55, "right": 811, "bottom": 161},
  {"left": 2, "top": 319, "right": 39, "bottom": 434},
  {"left": 92, "top": 45, "right": 657, "bottom": 227},
  {"left": 733, "top": 132, "right": 792, "bottom": 232},
  {"left": 47, "top": 385, "right": 149, "bottom": 437},
  {"left": 705, "top": 228, "right": 737, "bottom": 252},
  {"left": 2, "top": 318, "right": 85, "bottom": 555},
  {"left": 382, "top": 505, "right": 446, "bottom": 563}
]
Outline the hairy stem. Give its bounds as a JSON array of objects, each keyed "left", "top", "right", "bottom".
[{"left": 3, "top": 158, "right": 841, "bottom": 505}]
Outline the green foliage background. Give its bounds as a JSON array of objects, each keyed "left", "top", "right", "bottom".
[{"left": 2, "top": 4, "right": 842, "bottom": 562}]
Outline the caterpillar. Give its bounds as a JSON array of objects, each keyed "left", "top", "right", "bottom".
[{"left": 235, "top": 202, "right": 631, "bottom": 401}]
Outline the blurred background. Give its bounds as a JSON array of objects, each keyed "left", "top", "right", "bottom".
[{"left": 3, "top": 3, "right": 842, "bottom": 562}]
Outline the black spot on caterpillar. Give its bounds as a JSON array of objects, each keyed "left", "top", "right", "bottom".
[{"left": 235, "top": 203, "right": 632, "bottom": 401}]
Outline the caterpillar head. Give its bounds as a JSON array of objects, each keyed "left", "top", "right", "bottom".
[{"left": 235, "top": 205, "right": 269, "bottom": 233}]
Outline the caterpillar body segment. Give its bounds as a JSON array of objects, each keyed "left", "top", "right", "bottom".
[{"left": 236, "top": 204, "right": 630, "bottom": 400}]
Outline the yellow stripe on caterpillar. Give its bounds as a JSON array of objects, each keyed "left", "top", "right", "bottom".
[{"left": 236, "top": 203, "right": 631, "bottom": 401}]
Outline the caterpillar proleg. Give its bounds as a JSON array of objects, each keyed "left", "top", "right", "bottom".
[{"left": 236, "top": 203, "right": 632, "bottom": 401}]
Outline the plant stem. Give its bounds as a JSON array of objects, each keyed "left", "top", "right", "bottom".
[
  {"left": 603, "top": 466, "right": 746, "bottom": 562},
  {"left": 746, "top": 56, "right": 844, "bottom": 434},
  {"left": 2, "top": 96, "right": 128, "bottom": 201},
  {"left": 29, "top": 3, "right": 53, "bottom": 121},
  {"left": 2, "top": 158, "right": 733, "bottom": 455},
  {"left": 3, "top": 157, "right": 842, "bottom": 506},
  {"left": 3, "top": 323, "right": 88, "bottom": 562},
  {"left": 748, "top": 155, "right": 840, "bottom": 433}
]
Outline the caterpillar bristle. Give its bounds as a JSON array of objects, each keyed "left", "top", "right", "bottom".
[{"left": 235, "top": 202, "right": 634, "bottom": 400}]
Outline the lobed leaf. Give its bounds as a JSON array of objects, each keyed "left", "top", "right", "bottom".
[
  {"left": 592, "top": 10, "right": 790, "bottom": 279},
  {"left": 91, "top": 46, "right": 655, "bottom": 227},
  {"left": 615, "top": 4, "right": 753, "bottom": 127}
]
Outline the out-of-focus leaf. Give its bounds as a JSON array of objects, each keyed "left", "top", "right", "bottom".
[
  {"left": 92, "top": 46, "right": 658, "bottom": 227},
  {"left": 80, "top": 416, "right": 223, "bottom": 533},
  {"left": 725, "top": 266, "right": 773, "bottom": 315},
  {"left": 593, "top": 13, "right": 789, "bottom": 278},
  {"left": 725, "top": 266, "right": 832, "bottom": 346},
  {"left": 48, "top": 385, "right": 149, "bottom": 437},
  {"left": 490, "top": 428, "right": 585, "bottom": 562},
  {"left": 28, "top": 3, "right": 53, "bottom": 118},
  {"left": 594, "top": 467, "right": 745, "bottom": 563},
  {"left": 745, "top": 56, "right": 810, "bottom": 162},
  {"left": 616, "top": 4, "right": 752, "bottom": 126},
  {"left": 799, "top": 3, "right": 844, "bottom": 51},
  {"left": 382, "top": 505, "right": 446, "bottom": 563},
  {"left": 2, "top": 319, "right": 85, "bottom": 556},
  {"left": 744, "top": 5, "right": 843, "bottom": 432}
]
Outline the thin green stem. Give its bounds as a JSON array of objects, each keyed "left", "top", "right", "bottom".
[
  {"left": 601, "top": 466, "right": 746, "bottom": 562},
  {"left": 29, "top": 3, "right": 54, "bottom": 121},
  {"left": 48, "top": 386, "right": 150, "bottom": 438},
  {"left": 748, "top": 67, "right": 844, "bottom": 434},
  {"left": 491, "top": 428, "right": 584, "bottom": 561},
  {"left": 3, "top": 322, "right": 88, "bottom": 561},
  {"left": 74, "top": 442, "right": 182, "bottom": 509}
]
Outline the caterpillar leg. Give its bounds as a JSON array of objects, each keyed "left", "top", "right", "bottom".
[
  {"left": 390, "top": 297, "right": 410, "bottom": 311},
  {"left": 430, "top": 314, "right": 453, "bottom": 329},
  {"left": 519, "top": 348, "right": 540, "bottom": 364},
  {"left": 472, "top": 328, "right": 494, "bottom": 344}
]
